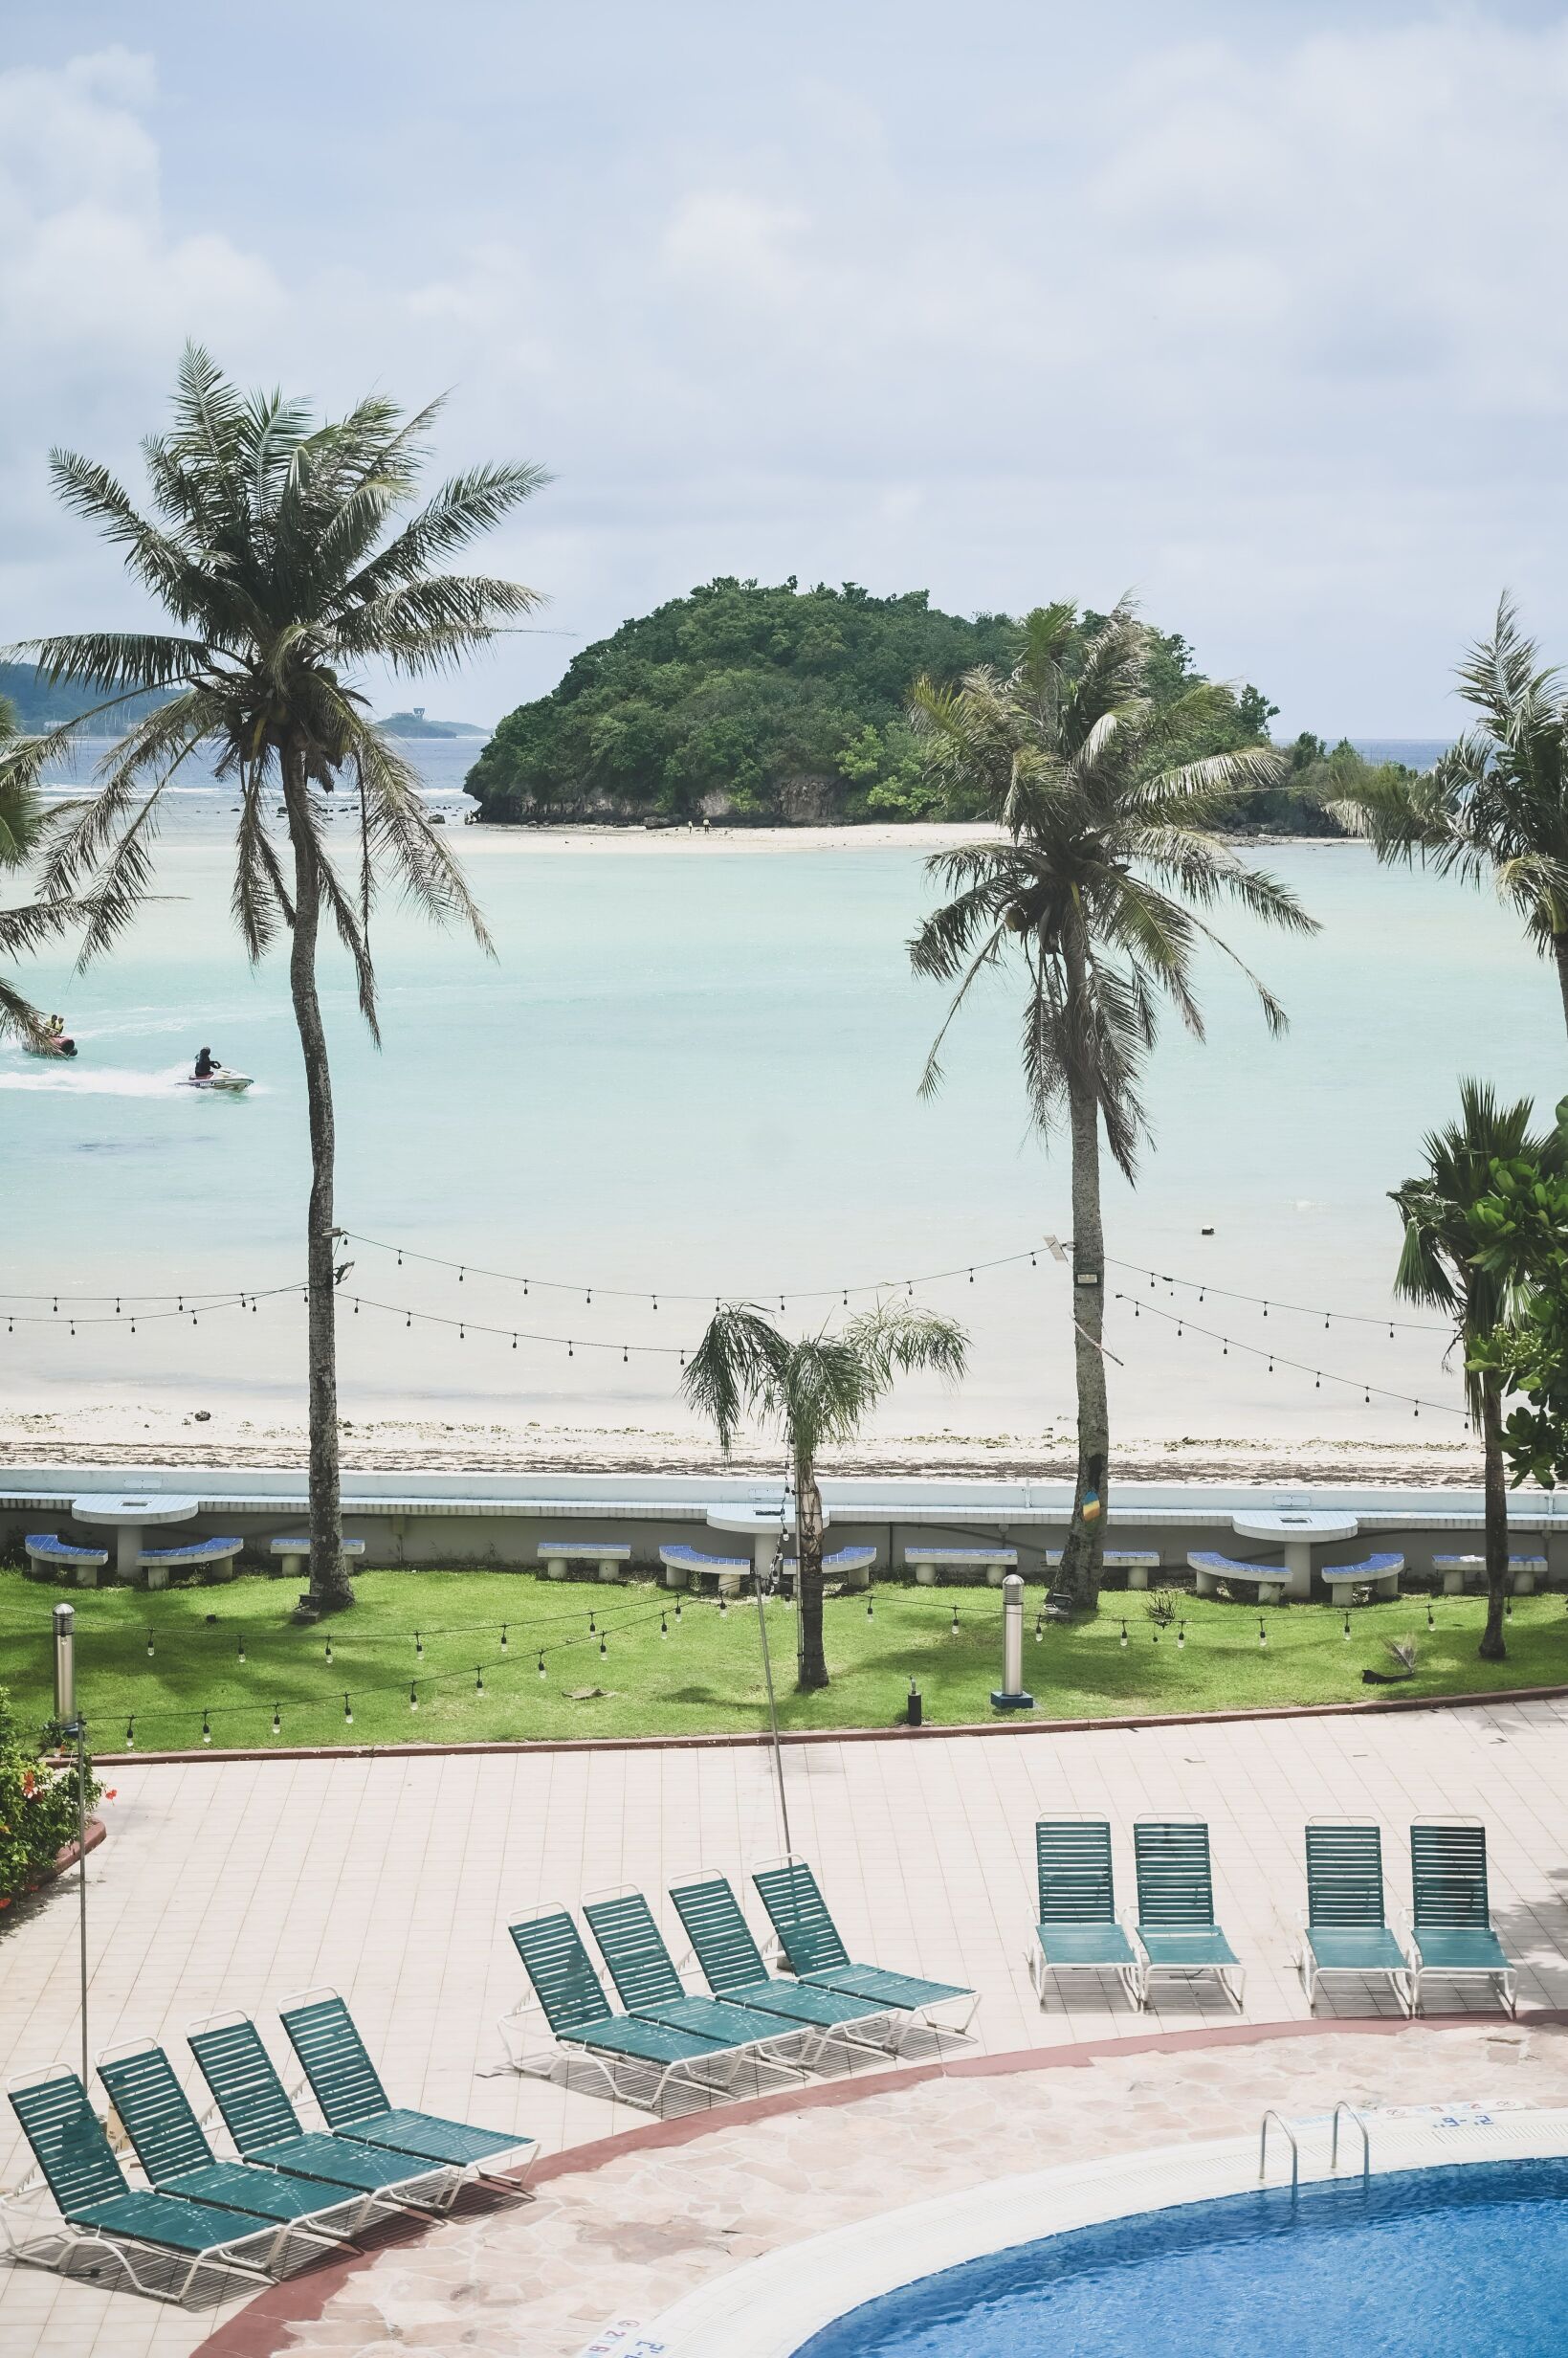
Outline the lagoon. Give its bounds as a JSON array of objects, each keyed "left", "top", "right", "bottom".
[{"left": 1, "top": 751, "right": 1560, "bottom": 1445}]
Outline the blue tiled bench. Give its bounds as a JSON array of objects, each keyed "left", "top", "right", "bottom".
[
  {"left": 537, "top": 1540, "right": 631, "bottom": 1583},
  {"left": 659, "top": 1543, "right": 749, "bottom": 1593},
  {"left": 137, "top": 1536, "right": 244, "bottom": 1591},
  {"left": 1188, "top": 1549, "right": 1287, "bottom": 1604},
  {"left": 270, "top": 1536, "right": 366, "bottom": 1579},
  {"left": 1048, "top": 1547, "right": 1161, "bottom": 1590},
  {"left": 905, "top": 1544, "right": 1017, "bottom": 1587},
  {"left": 782, "top": 1544, "right": 877, "bottom": 1591},
  {"left": 1320, "top": 1551, "right": 1403, "bottom": 1604},
  {"left": 25, "top": 1533, "right": 110, "bottom": 1587},
  {"left": 1433, "top": 1552, "right": 1547, "bottom": 1597}
]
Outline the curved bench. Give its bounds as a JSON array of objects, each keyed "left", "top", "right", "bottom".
[
  {"left": 537, "top": 1540, "right": 631, "bottom": 1584},
  {"left": 137, "top": 1536, "right": 244, "bottom": 1591},
  {"left": 659, "top": 1543, "right": 749, "bottom": 1595},
  {"left": 1320, "top": 1551, "right": 1402, "bottom": 1606},
  {"left": 1187, "top": 1549, "right": 1287, "bottom": 1605},
  {"left": 781, "top": 1544, "right": 877, "bottom": 1593},
  {"left": 904, "top": 1545, "right": 1018, "bottom": 1588},
  {"left": 1433, "top": 1552, "right": 1547, "bottom": 1597},
  {"left": 25, "top": 1533, "right": 110, "bottom": 1588},
  {"left": 270, "top": 1536, "right": 366, "bottom": 1581}
]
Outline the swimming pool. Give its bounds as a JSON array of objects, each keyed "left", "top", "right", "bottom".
[{"left": 793, "top": 2158, "right": 1568, "bottom": 2357}]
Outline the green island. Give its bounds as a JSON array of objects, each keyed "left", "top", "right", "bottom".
[
  {"left": 467, "top": 575, "right": 1397, "bottom": 830},
  {"left": 2, "top": 1568, "right": 1561, "bottom": 1753}
]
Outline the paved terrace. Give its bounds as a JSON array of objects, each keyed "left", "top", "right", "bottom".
[{"left": 4, "top": 1697, "right": 1568, "bottom": 2357}]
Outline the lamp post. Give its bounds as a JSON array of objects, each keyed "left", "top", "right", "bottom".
[
  {"left": 52, "top": 1603, "right": 90, "bottom": 2092},
  {"left": 990, "top": 1572, "right": 1034, "bottom": 1712}
]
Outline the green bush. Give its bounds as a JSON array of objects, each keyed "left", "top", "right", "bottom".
[{"left": 0, "top": 1685, "right": 101, "bottom": 1909}]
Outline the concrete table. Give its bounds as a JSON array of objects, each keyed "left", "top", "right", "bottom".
[
  {"left": 73, "top": 1492, "right": 199, "bottom": 1582},
  {"left": 707, "top": 1502, "right": 829, "bottom": 1592},
  {"left": 1230, "top": 1508, "right": 1359, "bottom": 1601}
]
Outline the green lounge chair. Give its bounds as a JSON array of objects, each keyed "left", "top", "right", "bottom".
[
  {"left": 751, "top": 1859, "right": 979, "bottom": 2035},
  {"left": 1031, "top": 1820, "right": 1143, "bottom": 2010},
  {"left": 669, "top": 1873, "right": 908, "bottom": 2050},
  {"left": 1407, "top": 1822, "right": 1517, "bottom": 2015},
  {"left": 5, "top": 2068, "right": 301, "bottom": 2303},
  {"left": 504, "top": 1907, "right": 774, "bottom": 2109},
  {"left": 187, "top": 2015, "right": 461, "bottom": 2211},
  {"left": 1297, "top": 1820, "right": 1412, "bottom": 2013},
  {"left": 278, "top": 1991, "right": 534, "bottom": 2183},
  {"left": 1133, "top": 1820, "right": 1245, "bottom": 2010},
  {"left": 584, "top": 1889, "right": 816, "bottom": 2070},
  {"left": 97, "top": 2041, "right": 367, "bottom": 2241}
]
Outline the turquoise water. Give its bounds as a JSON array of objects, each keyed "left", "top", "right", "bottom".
[
  {"left": 2, "top": 761, "right": 1562, "bottom": 1435},
  {"left": 794, "top": 2158, "right": 1568, "bottom": 2356}
]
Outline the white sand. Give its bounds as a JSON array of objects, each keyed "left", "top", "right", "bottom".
[
  {"left": 0, "top": 1394, "right": 1481, "bottom": 1486},
  {"left": 459, "top": 819, "right": 1003, "bottom": 856}
]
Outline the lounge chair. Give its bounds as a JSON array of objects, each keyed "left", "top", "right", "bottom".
[
  {"left": 1132, "top": 1820, "right": 1246, "bottom": 2010},
  {"left": 1406, "top": 1822, "right": 1518, "bottom": 2015},
  {"left": 669, "top": 1873, "right": 907, "bottom": 2048},
  {"left": 187, "top": 2015, "right": 462, "bottom": 2211},
  {"left": 1296, "top": 1821, "right": 1412, "bottom": 2012},
  {"left": 751, "top": 1859, "right": 980, "bottom": 2035},
  {"left": 5, "top": 2068, "right": 316, "bottom": 2302},
  {"left": 97, "top": 2041, "right": 366, "bottom": 2239},
  {"left": 503, "top": 1907, "right": 785, "bottom": 2109},
  {"left": 584, "top": 1888, "right": 818, "bottom": 2068},
  {"left": 277, "top": 1990, "right": 535, "bottom": 2183},
  {"left": 1030, "top": 1820, "right": 1143, "bottom": 2010}
]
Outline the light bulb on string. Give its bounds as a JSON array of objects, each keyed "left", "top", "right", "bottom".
[
  {"left": 1177, "top": 1622, "right": 1186, "bottom": 1651},
  {"left": 1343, "top": 1612, "right": 1352, "bottom": 1640},
  {"left": 475, "top": 1665, "right": 485, "bottom": 1693},
  {"left": 599, "top": 1633, "right": 607, "bottom": 1657},
  {"left": 236, "top": 1633, "right": 246, "bottom": 1664},
  {"left": 201, "top": 1709, "right": 212, "bottom": 1746},
  {"left": 271, "top": 1702, "right": 281, "bottom": 1737},
  {"left": 719, "top": 1593, "right": 728, "bottom": 1614},
  {"left": 125, "top": 1717, "right": 135, "bottom": 1748},
  {"left": 414, "top": 1630, "right": 423, "bottom": 1658},
  {"left": 1258, "top": 1619, "right": 1268, "bottom": 1649},
  {"left": 660, "top": 1613, "right": 669, "bottom": 1638},
  {"left": 499, "top": 1624, "right": 509, "bottom": 1652},
  {"left": 950, "top": 1606, "right": 961, "bottom": 1637},
  {"left": 537, "top": 1651, "right": 546, "bottom": 1679},
  {"left": 145, "top": 1630, "right": 155, "bottom": 1658},
  {"left": 323, "top": 1635, "right": 334, "bottom": 1664},
  {"left": 1119, "top": 1620, "right": 1128, "bottom": 1650},
  {"left": 674, "top": 1598, "right": 682, "bottom": 1620},
  {"left": 343, "top": 1692, "right": 353, "bottom": 1724},
  {"left": 867, "top": 1595, "right": 874, "bottom": 1620}
]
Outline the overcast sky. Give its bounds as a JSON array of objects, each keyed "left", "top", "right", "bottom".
[{"left": 4, "top": 0, "right": 1568, "bottom": 733}]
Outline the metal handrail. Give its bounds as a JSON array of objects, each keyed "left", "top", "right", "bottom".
[
  {"left": 1258, "top": 2108, "right": 1300, "bottom": 2193},
  {"left": 1331, "top": 2100, "right": 1371, "bottom": 2183}
]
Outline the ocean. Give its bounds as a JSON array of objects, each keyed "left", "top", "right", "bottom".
[{"left": 3, "top": 735, "right": 1554, "bottom": 1444}]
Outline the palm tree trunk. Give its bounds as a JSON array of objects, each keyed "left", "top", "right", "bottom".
[
  {"left": 793, "top": 1452, "right": 829, "bottom": 1690},
  {"left": 281, "top": 747, "right": 351, "bottom": 1616},
  {"left": 1479, "top": 1374, "right": 1509, "bottom": 1661},
  {"left": 1055, "top": 1057, "right": 1110, "bottom": 1614},
  {"left": 1554, "top": 935, "right": 1568, "bottom": 1041}
]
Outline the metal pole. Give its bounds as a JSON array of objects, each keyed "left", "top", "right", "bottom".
[
  {"left": 990, "top": 1572, "right": 1034, "bottom": 1711},
  {"left": 754, "top": 1478, "right": 793, "bottom": 1855},
  {"left": 51, "top": 1605, "right": 89, "bottom": 2090}
]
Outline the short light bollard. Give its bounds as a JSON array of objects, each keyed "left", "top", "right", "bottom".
[{"left": 991, "top": 1571, "right": 1034, "bottom": 1712}]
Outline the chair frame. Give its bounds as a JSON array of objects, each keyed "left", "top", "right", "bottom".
[
  {"left": 1131, "top": 1818, "right": 1247, "bottom": 2013},
  {"left": 753, "top": 1854, "right": 981, "bottom": 2039},
  {"left": 668, "top": 1868, "right": 910, "bottom": 2058},
  {"left": 1294, "top": 1818, "right": 1414, "bottom": 2014},
  {"left": 583, "top": 1883, "right": 822, "bottom": 2072},
  {"left": 1403, "top": 1819, "right": 1519, "bottom": 2017}
]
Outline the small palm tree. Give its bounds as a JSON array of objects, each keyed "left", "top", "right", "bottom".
[
  {"left": 2, "top": 346, "right": 547, "bottom": 1613},
  {"left": 681, "top": 1300, "right": 967, "bottom": 1689},
  {"left": 909, "top": 603, "right": 1314, "bottom": 1611},
  {"left": 0, "top": 702, "right": 80, "bottom": 1049},
  {"left": 1331, "top": 599, "right": 1568, "bottom": 1036},
  {"left": 1391, "top": 1079, "right": 1555, "bottom": 1661}
]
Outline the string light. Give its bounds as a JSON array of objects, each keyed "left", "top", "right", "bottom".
[
  {"left": 343, "top": 1692, "right": 353, "bottom": 1724},
  {"left": 950, "top": 1606, "right": 961, "bottom": 1637},
  {"left": 475, "top": 1665, "right": 484, "bottom": 1693},
  {"left": 1258, "top": 1619, "right": 1268, "bottom": 1649},
  {"left": 409, "top": 1680, "right": 419, "bottom": 1711},
  {"left": 1343, "top": 1611, "right": 1352, "bottom": 1640},
  {"left": 1113, "top": 1295, "right": 1467, "bottom": 1420},
  {"left": 323, "top": 1635, "right": 334, "bottom": 1664},
  {"left": 124, "top": 1716, "right": 135, "bottom": 1748},
  {"left": 1119, "top": 1619, "right": 1128, "bottom": 1650},
  {"left": 271, "top": 1703, "right": 281, "bottom": 1737},
  {"left": 145, "top": 1631, "right": 154, "bottom": 1658},
  {"left": 201, "top": 1709, "right": 211, "bottom": 1745},
  {"left": 235, "top": 1633, "right": 246, "bottom": 1664}
]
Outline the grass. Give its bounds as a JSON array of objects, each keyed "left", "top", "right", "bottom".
[{"left": 3, "top": 1568, "right": 1565, "bottom": 1754}]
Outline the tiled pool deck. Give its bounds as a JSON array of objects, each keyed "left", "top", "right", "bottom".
[{"left": 5, "top": 1693, "right": 1568, "bottom": 2356}]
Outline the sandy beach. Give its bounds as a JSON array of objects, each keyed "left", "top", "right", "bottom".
[{"left": 0, "top": 1396, "right": 1482, "bottom": 1486}]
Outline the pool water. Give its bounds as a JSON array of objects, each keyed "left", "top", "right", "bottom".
[{"left": 794, "top": 2159, "right": 1568, "bottom": 2356}]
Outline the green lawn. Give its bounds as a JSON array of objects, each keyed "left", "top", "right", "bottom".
[{"left": 1, "top": 1568, "right": 1563, "bottom": 1753}]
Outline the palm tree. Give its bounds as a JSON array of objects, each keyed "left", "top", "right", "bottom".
[
  {"left": 0, "top": 701, "right": 81, "bottom": 1049},
  {"left": 1330, "top": 599, "right": 1568, "bottom": 1036},
  {"left": 681, "top": 1300, "right": 967, "bottom": 1689},
  {"left": 908, "top": 603, "right": 1314, "bottom": 1612},
  {"left": 1391, "top": 1080, "right": 1554, "bottom": 1662},
  {"left": 1, "top": 346, "right": 547, "bottom": 1613}
]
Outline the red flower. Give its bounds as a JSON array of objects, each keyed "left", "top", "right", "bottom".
[
  {"left": 21, "top": 1772, "right": 34, "bottom": 1797},
  {"left": 103, "top": 1790, "right": 118, "bottom": 1802}
]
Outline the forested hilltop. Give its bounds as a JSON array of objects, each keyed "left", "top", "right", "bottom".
[{"left": 468, "top": 577, "right": 1389, "bottom": 830}]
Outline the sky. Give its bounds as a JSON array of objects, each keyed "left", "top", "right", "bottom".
[{"left": 4, "top": 0, "right": 1568, "bottom": 733}]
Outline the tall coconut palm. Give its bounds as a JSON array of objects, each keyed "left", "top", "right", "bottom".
[
  {"left": 681, "top": 1300, "right": 966, "bottom": 1689},
  {"left": 908, "top": 603, "right": 1314, "bottom": 1612},
  {"left": 1391, "top": 1080, "right": 1553, "bottom": 1661},
  {"left": 0, "top": 703, "right": 82, "bottom": 1049},
  {"left": 1331, "top": 599, "right": 1568, "bottom": 1036},
  {"left": 1, "top": 346, "right": 547, "bottom": 1613}
]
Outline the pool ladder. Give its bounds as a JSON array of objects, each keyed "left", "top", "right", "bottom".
[{"left": 1258, "top": 2102, "right": 1370, "bottom": 2194}]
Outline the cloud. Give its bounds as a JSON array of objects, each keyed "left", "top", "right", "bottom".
[{"left": 7, "top": 15, "right": 1568, "bottom": 732}]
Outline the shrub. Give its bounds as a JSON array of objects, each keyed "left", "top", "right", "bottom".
[{"left": 0, "top": 1684, "right": 101, "bottom": 1908}]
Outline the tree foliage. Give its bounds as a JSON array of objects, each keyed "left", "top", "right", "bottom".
[
  {"left": 0, "top": 1685, "right": 100, "bottom": 1907},
  {"left": 1469, "top": 1100, "right": 1568, "bottom": 1489},
  {"left": 468, "top": 577, "right": 1298, "bottom": 828}
]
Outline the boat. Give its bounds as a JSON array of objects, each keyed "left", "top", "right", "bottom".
[{"left": 180, "top": 1070, "right": 254, "bottom": 1094}]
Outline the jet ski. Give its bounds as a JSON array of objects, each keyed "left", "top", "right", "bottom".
[
  {"left": 181, "top": 1069, "right": 254, "bottom": 1093},
  {"left": 24, "top": 1032, "right": 77, "bottom": 1058}
]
